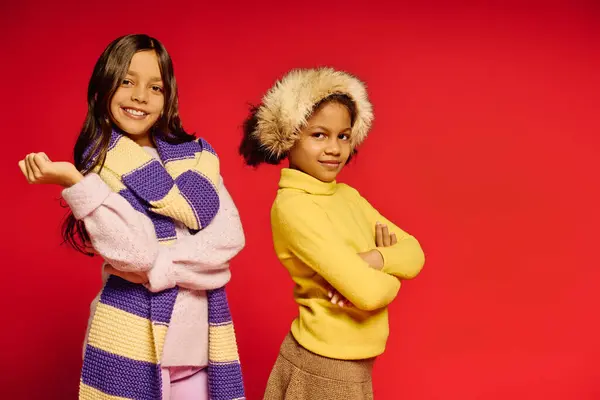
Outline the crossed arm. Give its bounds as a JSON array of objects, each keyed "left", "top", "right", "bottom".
[
  {"left": 272, "top": 193, "right": 424, "bottom": 311},
  {"left": 62, "top": 173, "right": 245, "bottom": 292}
]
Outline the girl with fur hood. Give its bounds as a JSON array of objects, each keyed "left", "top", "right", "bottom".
[{"left": 239, "top": 67, "right": 426, "bottom": 399}]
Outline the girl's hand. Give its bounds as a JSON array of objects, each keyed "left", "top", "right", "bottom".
[
  {"left": 355, "top": 222, "right": 398, "bottom": 270},
  {"left": 358, "top": 249, "right": 384, "bottom": 270},
  {"left": 18, "top": 152, "right": 84, "bottom": 188},
  {"left": 327, "top": 287, "right": 354, "bottom": 308},
  {"left": 376, "top": 222, "right": 397, "bottom": 247},
  {"left": 104, "top": 265, "right": 149, "bottom": 285}
]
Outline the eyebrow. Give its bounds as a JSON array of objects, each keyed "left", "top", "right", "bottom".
[
  {"left": 308, "top": 125, "right": 351, "bottom": 132},
  {"left": 126, "top": 70, "right": 163, "bottom": 83}
]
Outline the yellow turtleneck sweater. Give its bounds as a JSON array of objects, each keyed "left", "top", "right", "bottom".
[{"left": 271, "top": 168, "right": 425, "bottom": 360}]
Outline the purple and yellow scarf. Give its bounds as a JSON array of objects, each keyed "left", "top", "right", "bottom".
[{"left": 79, "top": 131, "right": 245, "bottom": 400}]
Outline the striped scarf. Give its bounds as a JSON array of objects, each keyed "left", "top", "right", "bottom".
[{"left": 79, "top": 130, "right": 245, "bottom": 400}]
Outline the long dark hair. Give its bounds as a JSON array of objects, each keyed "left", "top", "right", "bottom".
[
  {"left": 63, "top": 34, "right": 194, "bottom": 255},
  {"left": 239, "top": 93, "right": 358, "bottom": 167}
]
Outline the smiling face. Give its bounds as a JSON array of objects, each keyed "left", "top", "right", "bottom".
[
  {"left": 287, "top": 101, "right": 353, "bottom": 182},
  {"left": 109, "top": 50, "right": 165, "bottom": 146}
]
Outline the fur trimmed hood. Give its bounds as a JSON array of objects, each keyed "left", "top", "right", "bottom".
[{"left": 253, "top": 67, "right": 374, "bottom": 159}]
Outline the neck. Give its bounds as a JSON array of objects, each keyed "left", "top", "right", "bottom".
[
  {"left": 279, "top": 168, "right": 338, "bottom": 195},
  {"left": 126, "top": 132, "right": 154, "bottom": 148}
]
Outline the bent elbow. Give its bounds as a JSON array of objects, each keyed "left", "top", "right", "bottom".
[
  {"left": 404, "top": 249, "right": 425, "bottom": 279},
  {"left": 234, "top": 227, "right": 246, "bottom": 252}
]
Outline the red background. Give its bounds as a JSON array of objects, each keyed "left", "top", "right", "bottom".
[{"left": 2, "top": 1, "right": 599, "bottom": 399}]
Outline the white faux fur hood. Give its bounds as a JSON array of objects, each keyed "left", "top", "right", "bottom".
[{"left": 253, "top": 67, "right": 374, "bottom": 159}]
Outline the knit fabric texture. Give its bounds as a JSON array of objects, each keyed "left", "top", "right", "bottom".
[{"left": 79, "top": 130, "right": 245, "bottom": 400}]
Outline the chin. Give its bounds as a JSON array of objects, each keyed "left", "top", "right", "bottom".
[
  {"left": 315, "top": 172, "right": 338, "bottom": 183},
  {"left": 126, "top": 127, "right": 149, "bottom": 136},
  {"left": 117, "top": 123, "right": 151, "bottom": 136},
  {"left": 113, "top": 116, "right": 157, "bottom": 137}
]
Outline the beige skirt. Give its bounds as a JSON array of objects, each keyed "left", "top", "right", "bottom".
[{"left": 263, "top": 333, "right": 375, "bottom": 400}]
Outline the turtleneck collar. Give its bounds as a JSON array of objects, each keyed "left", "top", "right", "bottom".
[{"left": 278, "top": 168, "right": 338, "bottom": 195}]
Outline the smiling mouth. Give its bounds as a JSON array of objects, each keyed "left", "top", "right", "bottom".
[
  {"left": 122, "top": 107, "right": 148, "bottom": 117},
  {"left": 319, "top": 161, "right": 341, "bottom": 168}
]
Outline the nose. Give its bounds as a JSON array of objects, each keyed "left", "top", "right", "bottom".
[
  {"left": 324, "top": 136, "right": 341, "bottom": 156},
  {"left": 131, "top": 85, "right": 148, "bottom": 103}
]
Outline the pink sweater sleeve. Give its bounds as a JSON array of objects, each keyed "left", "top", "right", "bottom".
[
  {"left": 146, "top": 177, "right": 246, "bottom": 292},
  {"left": 62, "top": 173, "right": 245, "bottom": 292},
  {"left": 61, "top": 173, "right": 159, "bottom": 272}
]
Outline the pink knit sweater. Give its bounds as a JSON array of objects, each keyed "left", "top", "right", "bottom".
[{"left": 62, "top": 149, "right": 245, "bottom": 367}]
